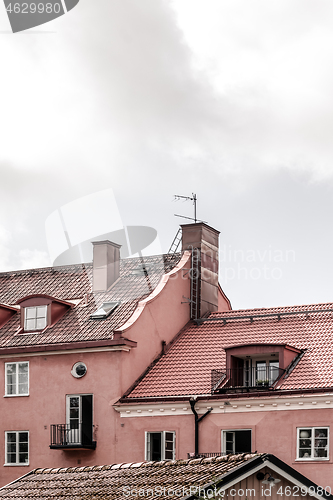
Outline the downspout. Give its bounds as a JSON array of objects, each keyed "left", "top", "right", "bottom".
[{"left": 190, "top": 397, "right": 213, "bottom": 456}]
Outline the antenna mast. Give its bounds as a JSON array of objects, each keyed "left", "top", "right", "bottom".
[{"left": 174, "top": 193, "right": 204, "bottom": 223}]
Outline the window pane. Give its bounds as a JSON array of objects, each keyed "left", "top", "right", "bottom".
[
  {"left": 314, "top": 429, "right": 328, "bottom": 458},
  {"left": 70, "top": 408, "right": 79, "bottom": 419},
  {"left": 165, "top": 432, "right": 174, "bottom": 442},
  {"left": 18, "top": 363, "right": 28, "bottom": 374},
  {"left": 19, "top": 453, "right": 28, "bottom": 464},
  {"left": 150, "top": 433, "right": 162, "bottom": 461},
  {"left": 18, "top": 432, "right": 28, "bottom": 443},
  {"left": 6, "top": 384, "right": 15, "bottom": 395},
  {"left": 6, "top": 364, "right": 17, "bottom": 394},
  {"left": 7, "top": 433, "right": 16, "bottom": 443},
  {"left": 25, "top": 318, "right": 36, "bottom": 330},
  {"left": 299, "top": 448, "right": 311, "bottom": 458},
  {"left": 70, "top": 397, "right": 79, "bottom": 407},
  {"left": 269, "top": 361, "right": 279, "bottom": 383},
  {"left": 19, "top": 452, "right": 28, "bottom": 463},
  {"left": 36, "top": 306, "right": 47, "bottom": 317},
  {"left": 299, "top": 428, "right": 312, "bottom": 458},
  {"left": 7, "top": 443, "right": 16, "bottom": 453},
  {"left": 7, "top": 453, "right": 17, "bottom": 463},
  {"left": 256, "top": 362, "right": 267, "bottom": 382},
  {"left": 299, "top": 429, "right": 311, "bottom": 438},
  {"left": 36, "top": 317, "right": 46, "bottom": 330},
  {"left": 225, "top": 432, "right": 234, "bottom": 453},
  {"left": 18, "top": 383, "right": 28, "bottom": 395},
  {"left": 6, "top": 433, "right": 17, "bottom": 464},
  {"left": 25, "top": 308, "right": 36, "bottom": 319}
]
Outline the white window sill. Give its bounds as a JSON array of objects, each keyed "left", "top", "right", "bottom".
[
  {"left": 295, "top": 458, "right": 329, "bottom": 462},
  {"left": 4, "top": 394, "right": 29, "bottom": 398},
  {"left": 4, "top": 463, "right": 29, "bottom": 467}
]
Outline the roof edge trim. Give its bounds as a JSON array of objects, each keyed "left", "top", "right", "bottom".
[
  {"left": 0, "top": 303, "right": 20, "bottom": 312},
  {"left": 114, "top": 251, "right": 191, "bottom": 334},
  {"left": 16, "top": 294, "right": 75, "bottom": 308}
]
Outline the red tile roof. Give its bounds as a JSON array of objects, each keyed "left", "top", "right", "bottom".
[
  {"left": 126, "top": 303, "right": 333, "bottom": 398},
  {"left": 0, "top": 254, "right": 181, "bottom": 350}
]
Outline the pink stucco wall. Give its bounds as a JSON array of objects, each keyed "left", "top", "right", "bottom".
[{"left": 114, "top": 406, "right": 333, "bottom": 490}]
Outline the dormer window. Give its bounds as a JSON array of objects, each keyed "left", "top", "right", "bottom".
[
  {"left": 17, "top": 294, "right": 74, "bottom": 334},
  {"left": 215, "top": 343, "right": 302, "bottom": 394},
  {"left": 24, "top": 306, "right": 48, "bottom": 331}
]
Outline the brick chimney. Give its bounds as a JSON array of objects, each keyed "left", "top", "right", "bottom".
[
  {"left": 181, "top": 223, "right": 219, "bottom": 319},
  {"left": 92, "top": 241, "right": 121, "bottom": 292}
]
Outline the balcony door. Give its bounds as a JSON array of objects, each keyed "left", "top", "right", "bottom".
[{"left": 66, "top": 394, "right": 93, "bottom": 446}]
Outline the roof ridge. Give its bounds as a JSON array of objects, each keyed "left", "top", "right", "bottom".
[
  {"left": 209, "top": 302, "right": 333, "bottom": 316},
  {"left": 0, "top": 252, "right": 182, "bottom": 277},
  {"left": 0, "top": 262, "right": 92, "bottom": 276},
  {"left": 32, "top": 454, "right": 260, "bottom": 474}
]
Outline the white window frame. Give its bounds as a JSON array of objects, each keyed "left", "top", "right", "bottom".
[
  {"left": 221, "top": 429, "right": 252, "bottom": 455},
  {"left": 297, "top": 427, "right": 329, "bottom": 461},
  {"left": 4, "top": 431, "right": 29, "bottom": 466},
  {"left": 5, "top": 362, "right": 29, "bottom": 397},
  {"left": 23, "top": 305, "right": 47, "bottom": 332},
  {"left": 145, "top": 431, "right": 175, "bottom": 461},
  {"left": 66, "top": 394, "right": 82, "bottom": 445}
]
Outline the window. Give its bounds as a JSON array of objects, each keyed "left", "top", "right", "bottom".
[
  {"left": 90, "top": 302, "right": 120, "bottom": 319},
  {"left": 256, "top": 360, "right": 279, "bottom": 386},
  {"left": 5, "top": 362, "right": 29, "bottom": 396},
  {"left": 5, "top": 431, "right": 29, "bottom": 465},
  {"left": 66, "top": 394, "right": 93, "bottom": 446},
  {"left": 24, "top": 306, "right": 47, "bottom": 331},
  {"left": 222, "top": 430, "right": 252, "bottom": 454},
  {"left": 297, "top": 427, "right": 329, "bottom": 460},
  {"left": 145, "top": 431, "right": 175, "bottom": 461}
]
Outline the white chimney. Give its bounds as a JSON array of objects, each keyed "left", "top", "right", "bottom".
[{"left": 92, "top": 241, "right": 121, "bottom": 292}]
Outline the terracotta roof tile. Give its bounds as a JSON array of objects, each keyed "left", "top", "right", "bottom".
[
  {"left": 0, "top": 254, "right": 181, "bottom": 350},
  {"left": 0, "top": 454, "right": 259, "bottom": 499},
  {"left": 127, "top": 303, "right": 333, "bottom": 397}
]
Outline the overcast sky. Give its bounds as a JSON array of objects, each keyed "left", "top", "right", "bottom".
[{"left": 1, "top": 0, "right": 333, "bottom": 310}]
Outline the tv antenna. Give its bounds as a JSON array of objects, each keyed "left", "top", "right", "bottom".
[{"left": 174, "top": 193, "right": 206, "bottom": 223}]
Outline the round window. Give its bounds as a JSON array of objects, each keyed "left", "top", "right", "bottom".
[{"left": 71, "top": 362, "right": 87, "bottom": 378}]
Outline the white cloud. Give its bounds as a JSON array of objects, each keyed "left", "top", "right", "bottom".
[
  {"left": 0, "top": 226, "right": 11, "bottom": 270},
  {"left": 18, "top": 249, "right": 51, "bottom": 270}
]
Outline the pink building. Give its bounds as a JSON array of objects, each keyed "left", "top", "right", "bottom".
[
  {"left": 0, "top": 223, "right": 229, "bottom": 487},
  {"left": 1, "top": 222, "right": 332, "bottom": 490}
]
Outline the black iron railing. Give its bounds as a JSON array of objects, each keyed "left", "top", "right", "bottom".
[
  {"left": 50, "top": 423, "right": 96, "bottom": 449},
  {"left": 187, "top": 452, "right": 222, "bottom": 459},
  {"left": 212, "top": 366, "right": 285, "bottom": 393}
]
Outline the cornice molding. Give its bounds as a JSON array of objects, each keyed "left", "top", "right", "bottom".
[{"left": 114, "top": 393, "right": 333, "bottom": 417}]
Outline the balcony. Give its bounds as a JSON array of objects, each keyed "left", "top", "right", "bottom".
[
  {"left": 50, "top": 423, "right": 96, "bottom": 450},
  {"left": 212, "top": 365, "right": 285, "bottom": 394}
]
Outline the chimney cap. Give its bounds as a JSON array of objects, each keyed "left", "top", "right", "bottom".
[
  {"left": 180, "top": 222, "right": 220, "bottom": 235},
  {"left": 92, "top": 240, "right": 122, "bottom": 249}
]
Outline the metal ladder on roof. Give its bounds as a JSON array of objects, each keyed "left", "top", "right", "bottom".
[
  {"left": 190, "top": 247, "right": 200, "bottom": 320},
  {"left": 168, "top": 228, "right": 182, "bottom": 254}
]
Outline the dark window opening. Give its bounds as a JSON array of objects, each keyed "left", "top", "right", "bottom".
[{"left": 222, "top": 430, "right": 251, "bottom": 454}]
